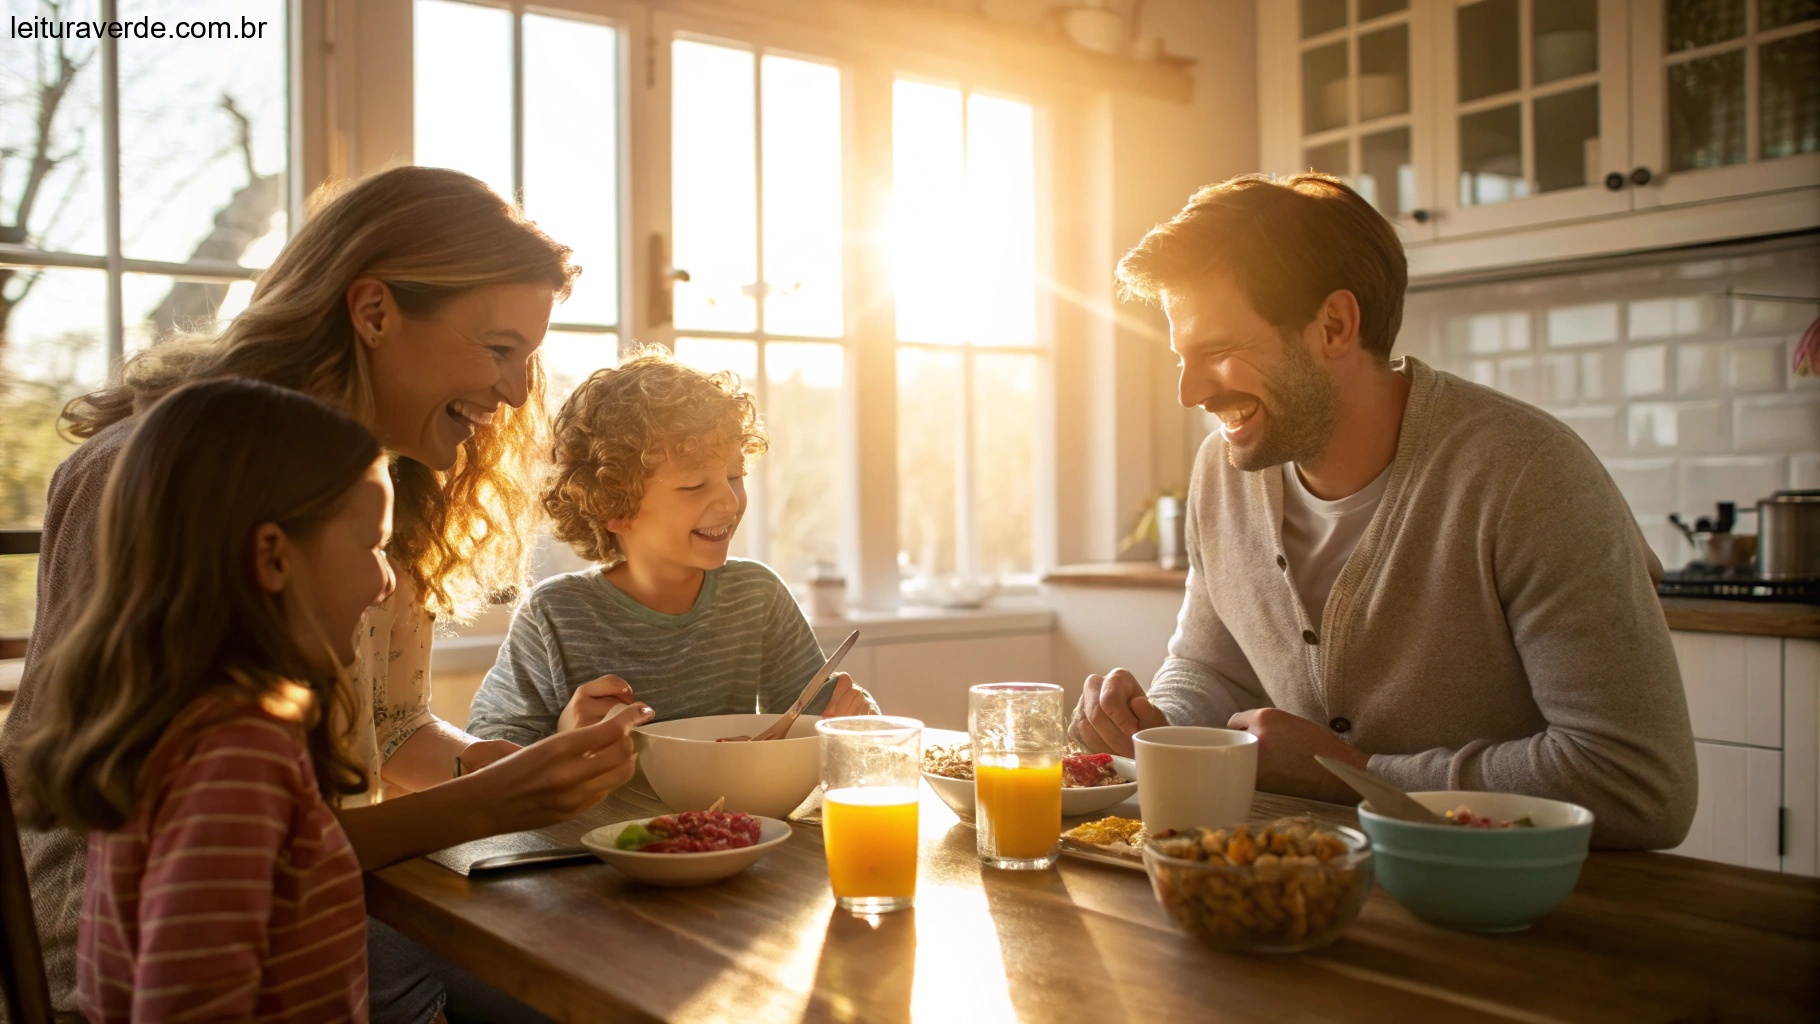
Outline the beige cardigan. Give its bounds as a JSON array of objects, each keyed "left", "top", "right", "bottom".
[{"left": 1151, "top": 357, "right": 1697, "bottom": 850}]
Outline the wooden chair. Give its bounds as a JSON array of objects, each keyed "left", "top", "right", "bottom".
[{"left": 0, "top": 759, "right": 53, "bottom": 1024}]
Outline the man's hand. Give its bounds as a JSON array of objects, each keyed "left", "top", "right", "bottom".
[
  {"left": 1069, "top": 668, "right": 1168, "bottom": 757},
  {"left": 558, "top": 674, "right": 637, "bottom": 733},
  {"left": 1227, "top": 708, "right": 1367, "bottom": 804},
  {"left": 819, "top": 673, "right": 872, "bottom": 718}
]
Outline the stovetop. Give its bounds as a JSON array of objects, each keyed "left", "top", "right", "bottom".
[{"left": 1657, "top": 569, "right": 1820, "bottom": 604}]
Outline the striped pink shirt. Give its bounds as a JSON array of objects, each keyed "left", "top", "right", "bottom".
[{"left": 78, "top": 705, "right": 368, "bottom": 1022}]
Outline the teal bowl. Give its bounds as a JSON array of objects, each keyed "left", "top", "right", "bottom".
[{"left": 1357, "top": 791, "right": 1593, "bottom": 933}]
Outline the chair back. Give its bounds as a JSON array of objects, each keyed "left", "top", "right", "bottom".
[{"left": 0, "top": 758, "right": 53, "bottom": 1024}]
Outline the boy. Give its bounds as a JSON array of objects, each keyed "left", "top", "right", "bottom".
[{"left": 467, "top": 349, "right": 875, "bottom": 745}]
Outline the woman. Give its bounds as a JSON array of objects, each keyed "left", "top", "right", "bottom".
[{"left": 1, "top": 166, "right": 633, "bottom": 1023}]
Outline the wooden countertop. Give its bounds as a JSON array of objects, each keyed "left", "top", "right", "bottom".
[
  {"left": 369, "top": 763, "right": 1820, "bottom": 1022},
  {"left": 1042, "top": 563, "right": 1820, "bottom": 638}
]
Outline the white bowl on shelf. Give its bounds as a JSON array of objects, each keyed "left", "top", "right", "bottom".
[
  {"left": 1357, "top": 73, "right": 1407, "bottom": 121},
  {"left": 1061, "top": 7, "right": 1126, "bottom": 56}
]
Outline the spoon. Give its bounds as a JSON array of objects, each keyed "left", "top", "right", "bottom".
[
  {"left": 723, "top": 630, "right": 860, "bottom": 742},
  {"left": 1314, "top": 755, "right": 1449, "bottom": 825}
]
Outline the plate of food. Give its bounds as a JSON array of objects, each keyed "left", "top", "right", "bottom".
[
  {"left": 580, "top": 809, "right": 792, "bottom": 887},
  {"left": 1059, "top": 815, "right": 1148, "bottom": 871},
  {"left": 921, "top": 743, "right": 1138, "bottom": 821}
]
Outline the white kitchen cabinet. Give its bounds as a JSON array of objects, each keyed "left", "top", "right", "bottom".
[
  {"left": 1667, "top": 630, "right": 1820, "bottom": 876},
  {"left": 1256, "top": 0, "right": 1820, "bottom": 278}
]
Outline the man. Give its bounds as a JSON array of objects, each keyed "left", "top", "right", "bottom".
[{"left": 1070, "top": 173, "right": 1695, "bottom": 850}]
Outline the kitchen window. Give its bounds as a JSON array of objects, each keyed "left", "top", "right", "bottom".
[{"left": 0, "top": 0, "right": 291, "bottom": 640}]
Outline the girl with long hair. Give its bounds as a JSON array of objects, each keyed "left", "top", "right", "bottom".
[{"left": 2, "top": 166, "right": 649, "bottom": 1022}]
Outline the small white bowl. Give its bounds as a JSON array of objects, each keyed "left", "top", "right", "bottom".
[
  {"left": 580, "top": 816, "right": 792, "bottom": 887},
  {"left": 922, "top": 756, "right": 1138, "bottom": 822},
  {"left": 634, "top": 713, "right": 822, "bottom": 819}
]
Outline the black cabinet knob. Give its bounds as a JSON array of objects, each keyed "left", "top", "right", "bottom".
[
  {"left": 1630, "top": 166, "right": 1653, "bottom": 187},
  {"left": 1410, "top": 208, "right": 1430, "bottom": 224},
  {"left": 1604, "top": 171, "right": 1626, "bottom": 191}
]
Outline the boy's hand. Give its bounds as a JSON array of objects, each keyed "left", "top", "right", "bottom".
[
  {"left": 558, "top": 674, "right": 638, "bottom": 733},
  {"left": 820, "top": 673, "right": 874, "bottom": 718}
]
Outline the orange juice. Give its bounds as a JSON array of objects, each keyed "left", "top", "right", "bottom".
[
  {"left": 975, "top": 757, "right": 1062, "bottom": 860},
  {"left": 822, "top": 787, "right": 919, "bottom": 900}
]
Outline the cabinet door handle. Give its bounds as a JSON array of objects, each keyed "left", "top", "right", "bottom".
[
  {"left": 1630, "top": 166, "right": 1654, "bottom": 187},
  {"left": 1410, "top": 208, "right": 1431, "bottom": 224},
  {"left": 1604, "top": 171, "right": 1627, "bottom": 191}
]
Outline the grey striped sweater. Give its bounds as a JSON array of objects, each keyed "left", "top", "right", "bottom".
[{"left": 466, "top": 559, "right": 845, "bottom": 744}]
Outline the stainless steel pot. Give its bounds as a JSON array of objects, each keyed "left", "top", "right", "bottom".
[{"left": 1758, "top": 490, "right": 1820, "bottom": 580}]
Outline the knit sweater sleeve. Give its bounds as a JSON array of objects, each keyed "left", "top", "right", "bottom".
[
  {"left": 1366, "top": 431, "right": 1697, "bottom": 850},
  {"left": 1146, "top": 454, "right": 1273, "bottom": 727}
]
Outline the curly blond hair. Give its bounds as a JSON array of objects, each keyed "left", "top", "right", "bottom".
[
  {"left": 64, "top": 166, "right": 574, "bottom": 619},
  {"left": 545, "top": 347, "right": 768, "bottom": 566}
]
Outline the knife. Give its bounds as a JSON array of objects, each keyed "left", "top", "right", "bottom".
[
  {"left": 467, "top": 846, "right": 595, "bottom": 875},
  {"left": 1314, "top": 755, "right": 1448, "bottom": 825}
]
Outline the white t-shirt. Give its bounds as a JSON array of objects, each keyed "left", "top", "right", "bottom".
[{"left": 1280, "top": 459, "right": 1392, "bottom": 630}]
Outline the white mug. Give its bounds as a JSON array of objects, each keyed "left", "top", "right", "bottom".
[{"left": 1133, "top": 726, "right": 1259, "bottom": 834}]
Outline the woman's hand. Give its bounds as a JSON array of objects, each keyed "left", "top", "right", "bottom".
[
  {"left": 558, "top": 673, "right": 637, "bottom": 733},
  {"left": 472, "top": 702, "right": 653, "bottom": 833},
  {"left": 820, "top": 673, "right": 874, "bottom": 718}
]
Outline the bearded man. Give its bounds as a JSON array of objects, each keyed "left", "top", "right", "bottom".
[{"left": 1069, "top": 173, "right": 1696, "bottom": 850}]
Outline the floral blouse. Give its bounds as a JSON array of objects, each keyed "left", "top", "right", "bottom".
[{"left": 344, "top": 570, "right": 437, "bottom": 805}]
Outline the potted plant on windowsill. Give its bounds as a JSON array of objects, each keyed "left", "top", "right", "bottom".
[{"left": 1120, "top": 486, "right": 1189, "bottom": 571}]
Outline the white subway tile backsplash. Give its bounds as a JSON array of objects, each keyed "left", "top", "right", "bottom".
[
  {"left": 1543, "top": 354, "right": 1576, "bottom": 405},
  {"left": 1733, "top": 296, "right": 1820, "bottom": 335},
  {"left": 1727, "top": 339, "right": 1787, "bottom": 393},
  {"left": 1467, "top": 359, "right": 1495, "bottom": 387},
  {"left": 1498, "top": 357, "right": 1538, "bottom": 403},
  {"left": 1624, "top": 345, "right": 1669, "bottom": 397},
  {"left": 1676, "top": 343, "right": 1721, "bottom": 396},
  {"left": 1734, "top": 394, "right": 1820, "bottom": 451},
  {"left": 1448, "top": 311, "right": 1532, "bottom": 355},
  {"left": 1553, "top": 405, "right": 1621, "bottom": 455},
  {"left": 1547, "top": 302, "right": 1621, "bottom": 347},
  {"left": 1793, "top": 453, "right": 1820, "bottom": 490},
  {"left": 1629, "top": 296, "right": 1726, "bottom": 340},
  {"left": 1628, "top": 400, "right": 1729, "bottom": 454},
  {"left": 1678, "top": 456, "right": 1789, "bottom": 518},
  {"left": 1579, "top": 348, "right": 1619, "bottom": 401},
  {"left": 1606, "top": 458, "right": 1677, "bottom": 514}
]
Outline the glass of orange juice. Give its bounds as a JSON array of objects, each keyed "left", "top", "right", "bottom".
[
  {"left": 969, "top": 682, "right": 1065, "bottom": 870},
  {"left": 817, "top": 715, "right": 923, "bottom": 913}
]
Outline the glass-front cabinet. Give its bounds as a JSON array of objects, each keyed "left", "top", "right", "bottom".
[
  {"left": 1258, "top": 0, "right": 1820, "bottom": 267},
  {"left": 1432, "top": 0, "right": 1634, "bottom": 235},
  {"left": 1630, "top": 0, "right": 1820, "bottom": 209}
]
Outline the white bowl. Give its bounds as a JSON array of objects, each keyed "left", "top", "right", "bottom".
[
  {"left": 633, "top": 714, "right": 822, "bottom": 819},
  {"left": 921, "top": 756, "right": 1138, "bottom": 822},
  {"left": 1357, "top": 72, "right": 1407, "bottom": 120},
  {"left": 1060, "top": 8, "right": 1125, "bottom": 56},
  {"left": 580, "top": 816, "right": 792, "bottom": 887}
]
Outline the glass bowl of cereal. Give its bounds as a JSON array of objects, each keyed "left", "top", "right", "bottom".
[{"left": 1141, "top": 818, "right": 1372, "bottom": 953}]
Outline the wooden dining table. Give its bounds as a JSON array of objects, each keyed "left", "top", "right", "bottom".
[{"left": 368, "top": 759, "right": 1820, "bottom": 1023}]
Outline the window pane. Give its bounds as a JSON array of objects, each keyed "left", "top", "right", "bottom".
[
  {"left": 1669, "top": 50, "right": 1747, "bottom": 171},
  {"left": 762, "top": 343, "right": 844, "bottom": 579},
  {"left": 1761, "top": 0, "right": 1820, "bottom": 31},
  {"left": 897, "top": 347, "right": 960, "bottom": 576},
  {"left": 965, "top": 94, "right": 1036, "bottom": 347},
  {"left": 1358, "top": 0, "right": 1408, "bottom": 20},
  {"left": 540, "top": 330, "right": 618, "bottom": 414},
  {"left": 414, "top": 0, "right": 513, "bottom": 198},
  {"left": 673, "top": 41, "right": 758, "bottom": 333},
  {"left": 672, "top": 338, "right": 759, "bottom": 562},
  {"left": 524, "top": 14, "right": 618, "bottom": 327},
  {"left": 1302, "top": 40, "right": 1349, "bottom": 133},
  {"left": 1533, "top": 0, "right": 1598, "bottom": 86},
  {"left": 118, "top": 0, "right": 287, "bottom": 265},
  {"left": 0, "top": 1, "right": 104, "bottom": 256},
  {"left": 1357, "top": 24, "right": 1409, "bottom": 121},
  {"left": 1457, "top": 0, "right": 1520, "bottom": 102},
  {"left": 1668, "top": 0, "right": 1745, "bottom": 52},
  {"left": 892, "top": 81, "right": 966, "bottom": 345},
  {"left": 0, "top": 268, "right": 108, "bottom": 534},
  {"left": 121, "top": 271, "right": 248, "bottom": 356},
  {"left": 761, "top": 56, "right": 842, "bottom": 338},
  {"left": 1359, "top": 127, "right": 1413, "bottom": 217},
  {"left": 1459, "top": 103, "right": 1527, "bottom": 206},
  {"left": 1300, "top": 0, "right": 1347, "bottom": 38},
  {"left": 972, "top": 352, "right": 1036, "bottom": 575},
  {"left": 1761, "top": 31, "right": 1820, "bottom": 160},
  {"left": 1534, "top": 85, "right": 1600, "bottom": 193}
]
